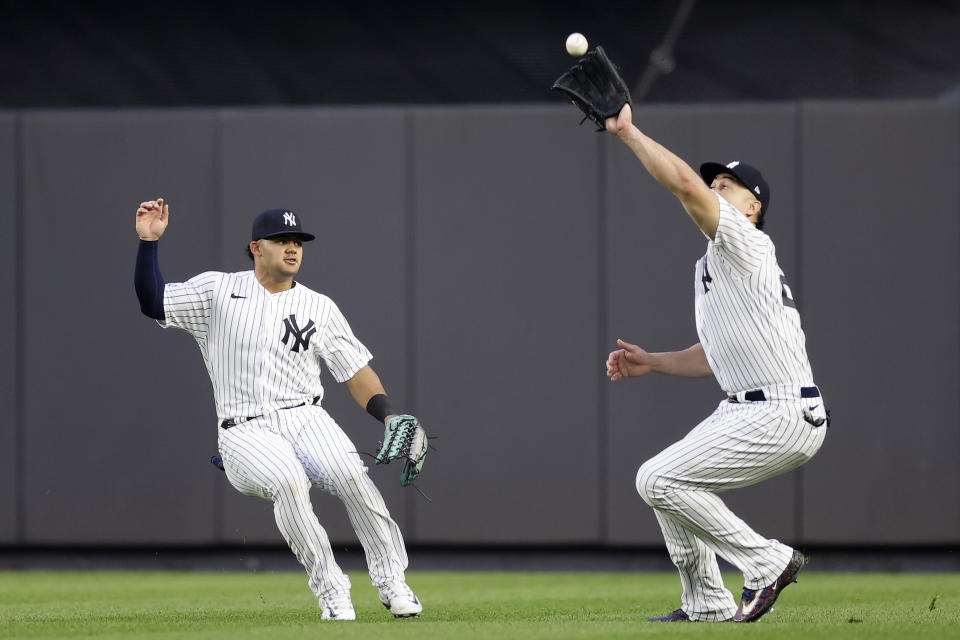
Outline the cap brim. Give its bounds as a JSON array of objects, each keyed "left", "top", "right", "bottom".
[
  {"left": 699, "top": 162, "right": 736, "bottom": 186},
  {"left": 259, "top": 231, "right": 316, "bottom": 242}
]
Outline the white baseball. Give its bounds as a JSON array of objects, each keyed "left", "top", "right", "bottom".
[{"left": 565, "top": 32, "right": 588, "bottom": 57}]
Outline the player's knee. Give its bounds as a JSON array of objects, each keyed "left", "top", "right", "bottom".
[
  {"left": 635, "top": 460, "right": 667, "bottom": 508},
  {"left": 267, "top": 463, "right": 311, "bottom": 503}
]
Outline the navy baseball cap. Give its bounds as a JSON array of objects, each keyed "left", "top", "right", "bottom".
[
  {"left": 699, "top": 161, "right": 770, "bottom": 214},
  {"left": 251, "top": 208, "right": 315, "bottom": 242}
]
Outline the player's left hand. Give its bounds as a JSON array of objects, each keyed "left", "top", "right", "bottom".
[
  {"left": 605, "top": 103, "right": 633, "bottom": 137},
  {"left": 551, "top": 46, "right": 632, "bottom": 132},
  {"left": 606, "top": 338, "right": 654, "bottom": 380},
  {"left": 375, "top": 415, "right": 428, "bottom": 486}
]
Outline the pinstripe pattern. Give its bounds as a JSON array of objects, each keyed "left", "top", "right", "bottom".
[
  {"left": 159, "top": 270, "right": 409, "bottom": 604},
  {"left": 217, "top": 417, "right": 352, "bottom": 598},
  {"left": 281, "top": 405, "right": 408, "bottom": 584},
  {"left": 162, "top": 271, "right": 372, "bottom": 422},
  {"left": 638, "top": 399, "right": 826, "bottom": 620},
  {"left": 653, "top": 511, "right": 735, "bottom": 621},
  {"left": 635, "top": 196, "right": 825, "bottom": 621},
  {"left": 218, "top": 406, "right": 409, "bottom": 595},
  {"left": 695, "top": 195, "right": 813, "bottom": 394}
]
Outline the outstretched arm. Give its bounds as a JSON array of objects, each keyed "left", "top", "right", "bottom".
[
  {"left": 605, "top": 105, "right": 720, "bottom": 239},
  {"left": 606, "top": 339, "right": 712, "bottom": 381},
  {"left": 134, "top": 198, "right": 170, "bottom": 320}
]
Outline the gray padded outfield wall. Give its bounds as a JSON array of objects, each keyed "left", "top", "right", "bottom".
[
  {"left": 0, "top": 116, "right": 17, "bottom": 543},
  {"left": 411, "top": 107, "right": 601, "bottom": 543},
  {"left": 21, "top": 111, "right": 220, "bottom": 544},
  {"left": 798, "top": 101, "right": 960, "bottom": 545},
  {"left": 4, "top": 101, "right": 958, "bottom": 548}
]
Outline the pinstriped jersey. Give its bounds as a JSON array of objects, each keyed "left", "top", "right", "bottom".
[
  {"left": 161, "top": 270, "right": 372, "bottom": 421},
  {"left": 694, "top": 194, "right": 813, "bottom": 394}
]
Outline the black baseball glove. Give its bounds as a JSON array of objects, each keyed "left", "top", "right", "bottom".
[{"left": 551, "top": 46, "right": 632, "bottom": 131}]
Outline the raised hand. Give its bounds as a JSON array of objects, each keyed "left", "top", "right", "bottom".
[
  {"left": 606, "top": 338, "right": 655, "bottom": 381},
  {"left": 136, "top": 198, "right": 169, "bottom": 241},
  {"left": 605, "top": 103, "right": 633, "bottom": 138}
]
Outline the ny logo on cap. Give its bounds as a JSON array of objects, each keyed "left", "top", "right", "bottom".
[
  {"left": 727, "top": 161, "right": 740, "bottom": 169},
  {"left": 754, "top": 186, "right": 761, "bottom": 194},
  {"left": 283, "top": 211, "right": 297, "bottom": 226}
]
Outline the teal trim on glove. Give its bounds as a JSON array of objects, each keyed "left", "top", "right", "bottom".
[{"left": 375, "top": 414, "right": 428, "bottom": 486}]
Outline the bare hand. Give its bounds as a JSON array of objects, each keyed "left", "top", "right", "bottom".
[
  {"left": 605, "top": 104, "right": 633, "bottom": 137},
  {"left": 606, "top": 338, "right": 654, "bottom": 381},
  {"left": 136, "top": 198, "right": 169, "bottom": 241}
]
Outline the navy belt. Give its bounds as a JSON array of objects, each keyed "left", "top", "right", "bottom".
[
  {"left": 728, "top": 386, "right": 820, "bottom": 403},
  {"left": 220, "top": 396, "right": 321, "bottom": 429}
]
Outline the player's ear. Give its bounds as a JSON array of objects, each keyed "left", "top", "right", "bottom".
[{"left": 249, "top": 241, "right": 261, "bottom": 257}]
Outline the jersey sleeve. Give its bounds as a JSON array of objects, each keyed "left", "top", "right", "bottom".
[
  {"left": 318, "top": 300, "right": 373, "bottom": 383},
  {"left": 160, "top": 271, "right": 223, "bottom": 338},
  {"left": 711, "top": 193, "right": 772, "bottom": 277}
]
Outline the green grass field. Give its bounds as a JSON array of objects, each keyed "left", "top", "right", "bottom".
[{"left": 1, "top": 570, "right": 957, "bottom": 639}]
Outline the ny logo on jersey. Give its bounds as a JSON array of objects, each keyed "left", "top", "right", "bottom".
[
  {"left": 283, "top": 211, "right": 297, "bottom": 226},
  {"left": 281, "top": 314, "right": 316, "bottom": 353},
  {"left": 701, "top": 256, "right": 713, "bottom": 293},
  {"left": 780, "top": 274, "right": 798, "bottom": 310}
]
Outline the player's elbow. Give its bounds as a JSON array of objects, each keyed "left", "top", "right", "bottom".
[{"left": 137, "top": 294, "right": 165, "bottom": 321}]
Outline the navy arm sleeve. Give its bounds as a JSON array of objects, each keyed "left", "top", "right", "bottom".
[{"left": 134, "top": 240, "right": 166, "bottom": 321}]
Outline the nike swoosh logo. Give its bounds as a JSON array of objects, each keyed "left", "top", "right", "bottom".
[
  {"left": 740, "top": 597, "right": 759, "bottom": 617},
  {"left": 230, "top": 293, "right": 247, "bottom": 299}
]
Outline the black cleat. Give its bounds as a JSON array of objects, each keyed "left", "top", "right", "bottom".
[
  {"left": 648, "top": 608, "right": 691, "bottom": 622},
  {"left": 733, "top": 550, "right": 809, "bottom": 622}
]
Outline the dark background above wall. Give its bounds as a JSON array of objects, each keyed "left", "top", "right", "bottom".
[{"left": 2, "top": 0, "right": 958, "bottom": 108}]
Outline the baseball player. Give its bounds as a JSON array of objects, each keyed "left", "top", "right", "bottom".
[
  {"left": 603, "top": 105, "right": 828, "bottom": 623},
  {"left": 133, "top": 199, "right": 422, "bottom": 621}
]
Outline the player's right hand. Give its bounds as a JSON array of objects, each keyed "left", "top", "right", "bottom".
[
  {"left": 606, "top": 338, "right": 654, "bottom": 380},
  {"left": 136, "top": 197, "right": 169, "bottom": 241}
]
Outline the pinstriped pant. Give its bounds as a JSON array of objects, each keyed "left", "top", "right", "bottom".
[
  {"left": 636, "top": 397, "right": 826, "bottom": 621},
  {"left": 217, "top": 404, "right": 408, "bottom": 601}
]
